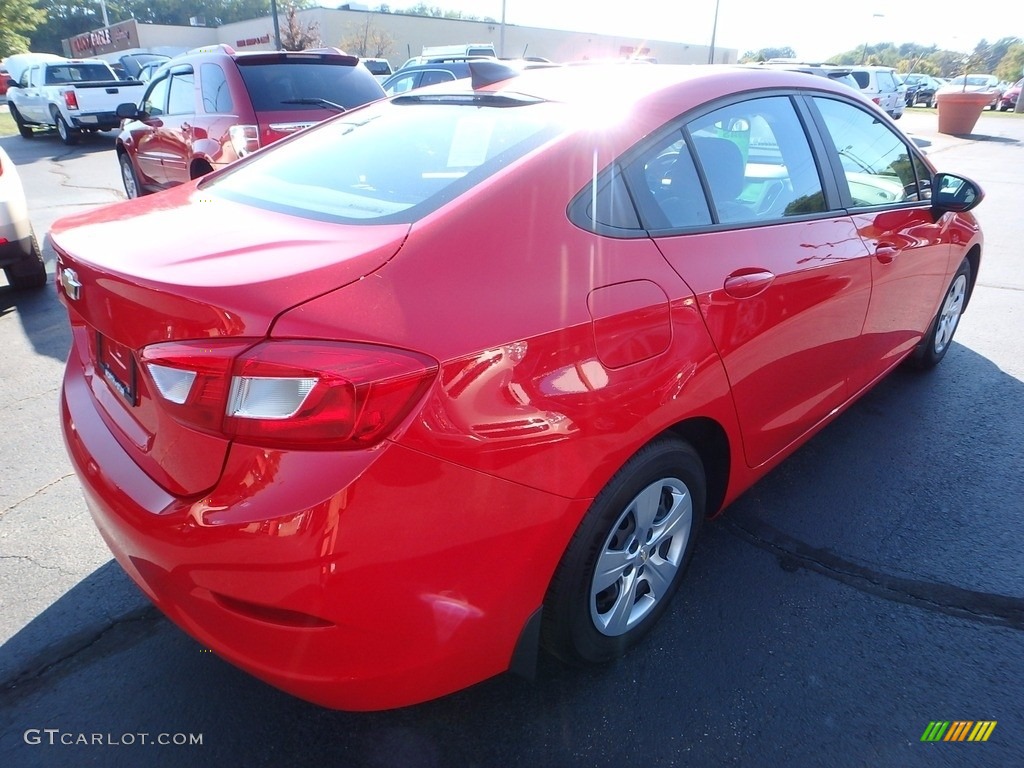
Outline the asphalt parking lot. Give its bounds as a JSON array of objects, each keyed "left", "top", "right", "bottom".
[{"left": 1, "top": 105, "right": 1023, "bottom": 767}]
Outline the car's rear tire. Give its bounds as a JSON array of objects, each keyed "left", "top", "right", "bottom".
[
  {"left": 120, "top": 153, "right": 141, "bottom": 198},
  {"left": 541, "top": 438, "right": 705, "bottom": 665},
  {"left": 3, "top": 232, "right": 47, "bottom": 290},
  {"left": 54, "top": 112, "right": 80, "bottom": 145},
  {"left": 910, "top": 258, "right": 971, "bottom": 370}
]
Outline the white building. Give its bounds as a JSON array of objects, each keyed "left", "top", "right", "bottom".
[{"left": 64, "top": 8, "right": 735, "bottom": 68}]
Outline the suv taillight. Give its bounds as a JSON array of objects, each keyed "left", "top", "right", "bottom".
[
  {"left": 140, "top": 339, "right": 437, "bottom": 450},
  {"left": 229, "top": 125, "right": 260, "bottom": 157}
]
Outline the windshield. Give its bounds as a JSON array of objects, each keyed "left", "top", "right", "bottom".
[{"left": 206, "top": 96, "right": 564, "bottom": 224}]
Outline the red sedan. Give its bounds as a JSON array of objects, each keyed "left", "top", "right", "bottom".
[{"left": 53, "top": 62, "right": 983, "bottom": 710}]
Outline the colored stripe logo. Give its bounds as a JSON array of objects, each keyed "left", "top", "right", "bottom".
[{"left": 921, "top": 721, "right": 997, "bottom": 742}]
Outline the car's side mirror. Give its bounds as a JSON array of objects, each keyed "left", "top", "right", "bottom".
[
  {"left": 116, "top": 102, "right": 141, "bottom": 120},
  {"left": 931, "top": 172, "right": 983, "bottom": 216},
  {"left": 6, "top": 78, "right": 17, "bottom": 89}
]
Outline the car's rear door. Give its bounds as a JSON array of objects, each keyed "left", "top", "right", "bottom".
[{"left": 637, "top": 94, "right": 873, "bottom": 468}]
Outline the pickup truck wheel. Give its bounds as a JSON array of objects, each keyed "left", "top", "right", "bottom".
[
  {"left": 54, "top": 113, "right": 80, "bottom": 145},
  {"left": 3, "top": 232, "right": 47, "bottom": 291},
  {"left": 9, "top": 106, "right": 34, "bottom": 139},
  {"left": 120, "top": 154, "right": 141, "bottom": 198}
]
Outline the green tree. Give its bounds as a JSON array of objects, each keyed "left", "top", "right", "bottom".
[
  {"left": 1, "top": 0, "right": 47, "bottom": 56},
  {"left": 738, "top": 47, "right": 796, "bottom": 63},
  {"left": 995, "top": 43, "right": 1024, "bottom": 82}
]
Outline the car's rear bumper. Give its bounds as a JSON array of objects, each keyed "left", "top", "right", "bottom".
[
  {"left": 70, "top": 112, "right": 120, "bottom": 131},
  {"left": 61, "top": 349, "right": 585, "bottom": 710}
]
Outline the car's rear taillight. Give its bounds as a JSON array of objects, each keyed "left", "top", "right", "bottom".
[
  {"left": 64, "top": 91, "right": 79, "bottom": 110},
  {"left": 140, "top": 339, "right": 437, "bottom": 450},
  {"left": 871, "top": 97, "right": 881, "bottom": 105},
  {"left": 229, "top": 125, "right": 260, "bottom": 157}
]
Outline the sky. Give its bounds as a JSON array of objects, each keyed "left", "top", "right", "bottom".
[{"left": 349, "top": 1, "right": 1022, "bottom": 62}]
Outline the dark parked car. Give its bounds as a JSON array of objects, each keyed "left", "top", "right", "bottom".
[
  {"left": 54, "top": 62, "right": 983, "bottom": 711},
  {"left": 115, "top": 44, "right": 385, "bottom": 197},
  {"left": 901, "top": 73, "right": 942, "bottom": 108}
]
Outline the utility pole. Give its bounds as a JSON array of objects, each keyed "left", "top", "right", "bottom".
[
  {"left": 270, "top": 0, "right": 282, "bottom": 50},
  {"left": 707, "top": 0, "right": 720, "bottom": 64}
]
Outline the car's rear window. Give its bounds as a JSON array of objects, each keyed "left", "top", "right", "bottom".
[
  {"left": 850, "top": 71, "right": 870, "bottom": 89},
  {"left": 206, "top": 96, "right": 563, "bottom": 224},
  {"left": 45, "top": 64, "right": 116, "bottom": 84},
  {"left": 236, "top": 60, "right": 384, "bottom": 112}
]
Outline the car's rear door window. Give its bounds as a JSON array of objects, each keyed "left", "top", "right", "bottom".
[
  {"left": 201, "top": 63, "right": 233, "bottom": 113},
  {"left": 685, "top": 96, "right": 826, "bottom": 223}
]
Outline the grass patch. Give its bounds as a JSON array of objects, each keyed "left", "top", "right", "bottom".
[{"left": 0, "top": 109, "right": 16, "bottom": 137}]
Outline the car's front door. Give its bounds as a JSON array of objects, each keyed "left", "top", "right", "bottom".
[
  {"left": 638, "top": 95, "right": 873, "bottom": 468},
  {"left": 809, "top": 96, "right": 952, "bottom": 389},
  {"left": 157, "top": 67, "right": 197, "bottom": 186},
  {"left": 133, "top": 75, "right": 170, "bottom": 186}
]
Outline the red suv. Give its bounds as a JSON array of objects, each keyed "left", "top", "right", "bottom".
[{"left": 115, "top": 45, "right": 384, "bottom": 198}]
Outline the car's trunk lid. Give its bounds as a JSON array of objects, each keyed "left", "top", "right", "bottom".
[{"left": 53, "top": 187, "right": 409, "bottom": 497}]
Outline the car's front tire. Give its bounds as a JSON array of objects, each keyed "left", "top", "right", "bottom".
[
  {"left": 9, "top": 105, "right": 35, "bottom": 139},
  {"left": 542, "top": 438, "right": 705, "bottom": 665},
  {"left": 119, "top": 153, "right": 142, "bottom": 198},
  {"left": 910, "top": 258, "right": 971, "bottom": 370}
]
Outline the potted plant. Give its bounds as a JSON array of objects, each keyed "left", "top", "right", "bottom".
[{"left": 936, "top": 51, "right": 993, "bottom": 135}]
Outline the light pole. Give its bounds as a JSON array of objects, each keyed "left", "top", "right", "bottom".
[
  {"left": 96, "top": 0, "right": 109, "bottom": 28},
  {"left": 860, "top": 13, "right": 884, "bottom": 65},
  {"left": 499, "top": 0, "right": 506, "bottom": 58},
  {"left": 707, "top": 0, "right": 721, "bottom": 64}
]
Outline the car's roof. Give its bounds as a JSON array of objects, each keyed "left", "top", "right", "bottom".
[{"left": 423, "top": 63, "right": 857, "bottom": 111}]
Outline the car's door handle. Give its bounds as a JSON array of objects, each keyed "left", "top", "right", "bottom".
[
  {"left": 723, "top": 269, "right": 776, "bottom": 298},
  {"left": 874, "top": 243, "right": 900, "bottom": 264}
]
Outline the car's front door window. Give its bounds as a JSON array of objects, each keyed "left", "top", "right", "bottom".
[
  {"left": 141, "top": 76, "right": 169, "bottom": 118},
  {"left": 812, "top": 97, "right": 927, "bottom": 206}
]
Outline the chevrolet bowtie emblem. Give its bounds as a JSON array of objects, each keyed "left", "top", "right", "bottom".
[{"left": 60, "top": 266, "right": 82, "bottom": 301}]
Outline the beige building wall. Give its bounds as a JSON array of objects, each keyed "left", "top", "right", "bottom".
[{"left": 217, "top": 8, "right": 735, "bottom": 67}]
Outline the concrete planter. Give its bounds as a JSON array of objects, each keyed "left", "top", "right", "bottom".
[{"left": 936, "top": 91, "right": 991, "bottom": 135}]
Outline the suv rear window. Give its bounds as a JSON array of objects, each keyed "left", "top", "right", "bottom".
[
  {"left": 206, "top": 96, "right": 563, "bottom": 224},
  {"left": 236, "top": 60, "right": 384, "bottom": 112}
]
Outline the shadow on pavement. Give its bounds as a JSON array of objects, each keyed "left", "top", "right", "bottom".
[{"left": 0, "top": 278, "right": 71, "bottom": 363}]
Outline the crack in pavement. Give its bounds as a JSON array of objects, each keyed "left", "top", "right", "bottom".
[
  {"left": 0, "top": 473, "right": 76, "bottom": 519},
  {"left": 0, "top": 605, "right": 161, "bottom": 706},
  {"left": 723, "top": 517, "right": 1024, "bottom": 630},
  {"left": 0, "top": 554, "right": 79, "bottom": 578}
]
